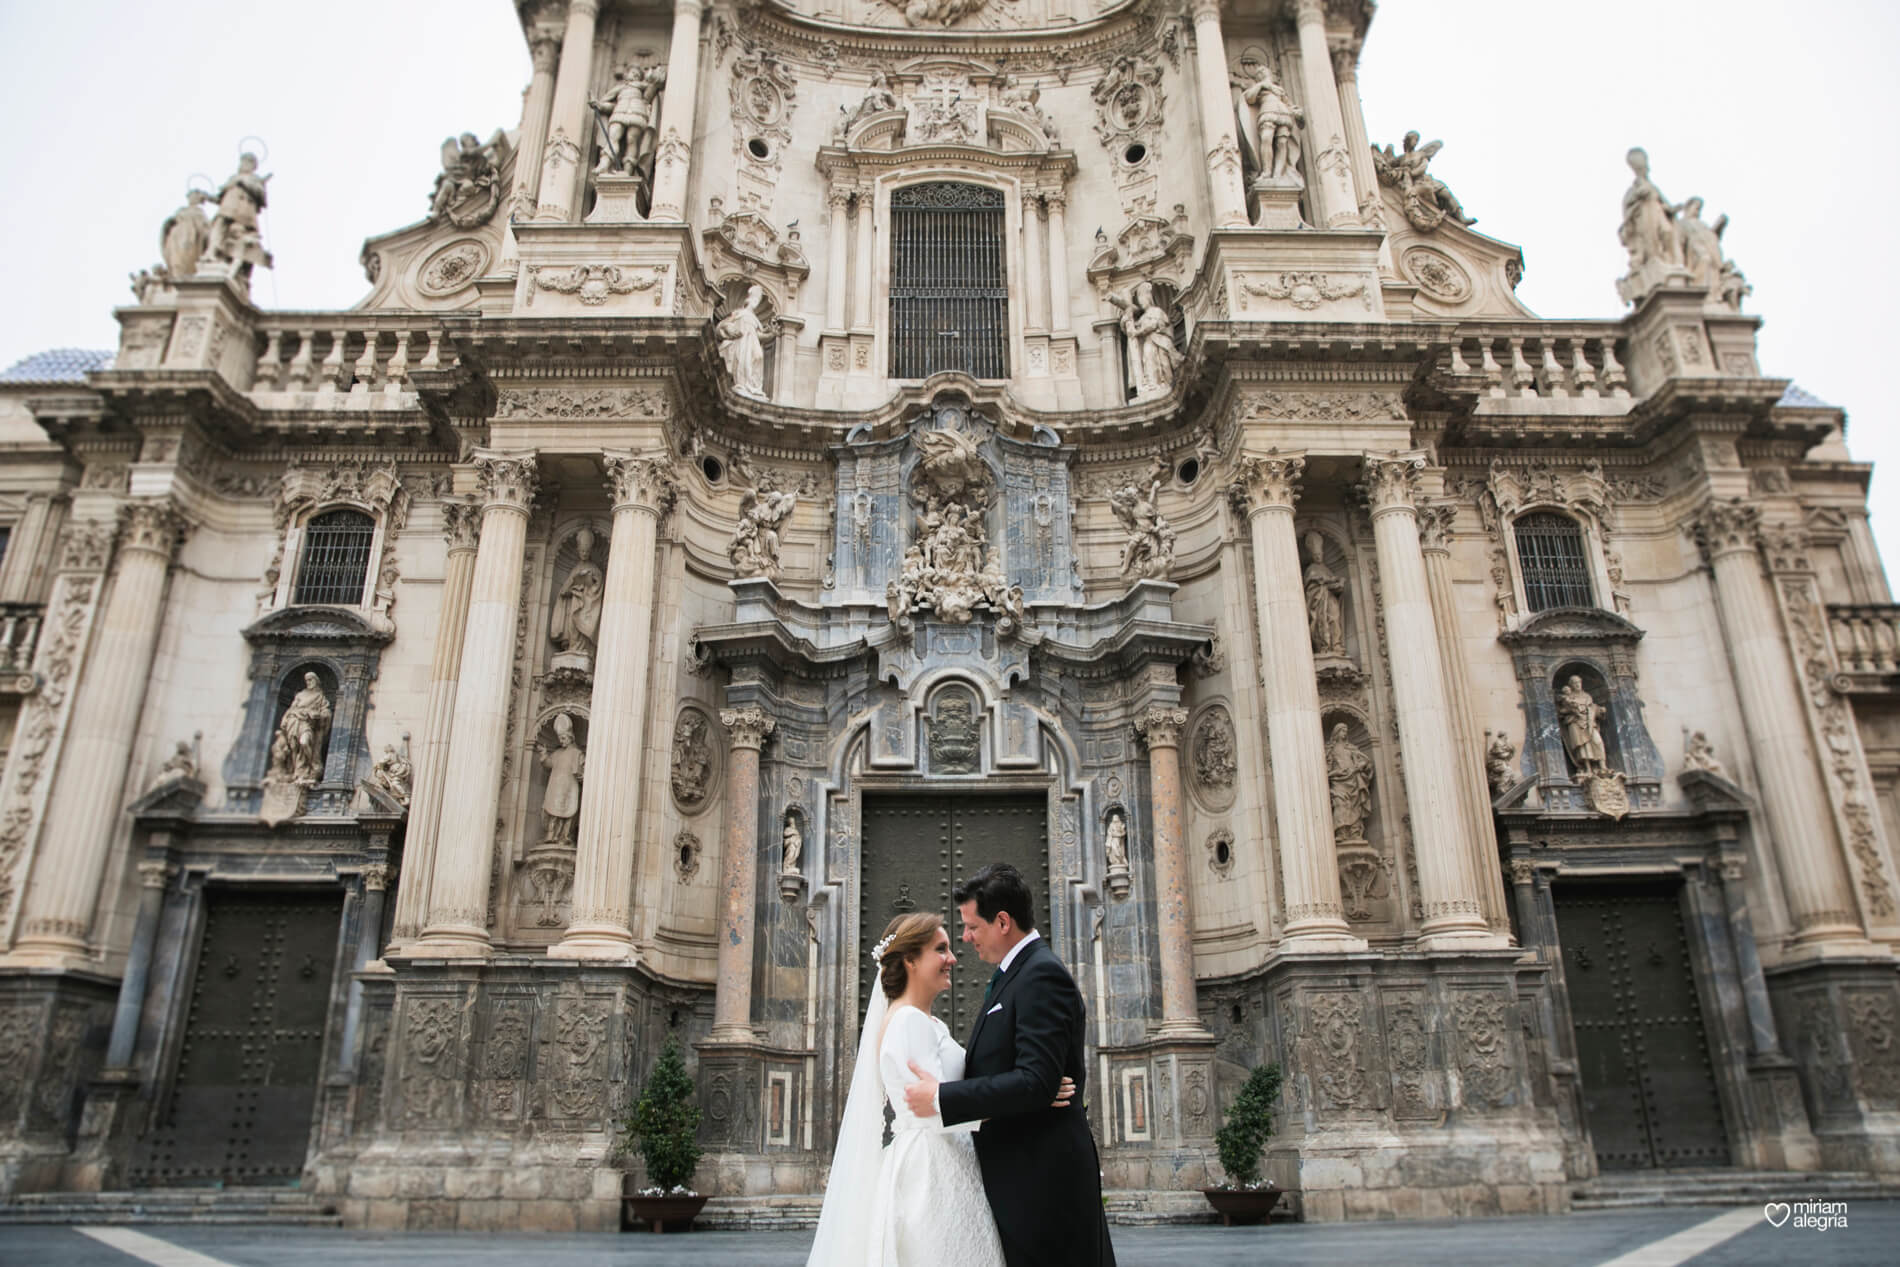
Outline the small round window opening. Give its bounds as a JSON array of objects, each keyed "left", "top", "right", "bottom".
[
  {"left": 1178, "top": 457, "right": 1200, "bottom": 486},
  {"left": 747, "top": 137, "right": 771, "bottom": 160},
  {"left": 700, "top": 455, "right": 725, "bottom": 484},
  {"left": 1123, "top": 142, "right": 1147, "bottom": 165}
]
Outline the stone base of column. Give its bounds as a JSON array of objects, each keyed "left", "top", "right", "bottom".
[
  {"left": 692, "top": 1037, "right": 813, "bottom": 1166},
  {"left": 547, "top": 925, "right": 640, "bottom": 963},
  {"left": 63, "top": 1068, "right": 142, "bottom": 1193},
  {"left": 0, "top": 940, "right": 97, "bottom": 974},
  {"left": 410, "top": 923, "right": 492, "bottom": 958},
  {"left": 1778, "top": 926, "right": 1885, "bottom": 961},
  {"left": 1097, "top": 1032, "right": 1219, "bottom": 1189},
  {"left": 1766, "top": 957, "right": 1900, "bottom": 1173},
  {"left": 0, "top": 972, "right": 116, "bottom": 1197},
  {"left": 1417, "top": 926, "right": 1514, "bottom": 953},
  {"left": 1277, "top": 929, "right": 1371, "bottom": 955}
]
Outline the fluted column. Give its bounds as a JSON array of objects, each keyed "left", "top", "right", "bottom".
[
  {"left": 418, "top": 453, "right": 539, "bottom": 956},
  {"left": 1418, "top": 503, "right": 1511, "bottom": 934},
  {"left": 1045, "top": 192, "right": 1073, "bottom": 335},
  {"left": 1695, "top": 501, "right": 1864, "bottom": 946},
  {"left": 1134, "top": 706, "right": 1207, "bottom": 1036},
  {"left": 647, "top": 0, "right": 707, "bottom": 223},
  {"left": 1362, "top": 456, "right": 1496, "bottom": 946},
  {"left": 0, "top": 492, "right": 59, "bottom": 602},
  {"left": 1022, "top": 194, "right": 1047, "bottom": 332},
  {"left": 824, "top": 188, "right": 851, "bottom": 333},
  {"left": 104, "top": 858, "right": 174, "bottom": 1066},
  {"left": 387, "top": 498, "right": 481, "bottom": 949},
  {"left": 1331, "top": 45, "right": 1378, "bottom": 219},
  {"left": 1230, "top": 455, "right": 1361, "bottom": 948},
  {"left": 554, "top": 454, "right": 678, "bottom": 960},
  {"left": 709, "top": 705, "right": 773, "bottom": 1042},
  {"left": 511, "top": 32, "right": 562, "bottom": 219},
  {"left": 851, "top": 188, "right": 875, "bottom": 332},
  {"left": 533, "top": 0, "right": 601, "bottom": 223},
  {"left": 6, "top": 502, "right": 188, "bottom": 967},
  {"left": 1190, "top": 0, "right": 1249, "bottom": 228},
  {"left": 1292, "top": 0, "right": 1359, "bottom": 227}
]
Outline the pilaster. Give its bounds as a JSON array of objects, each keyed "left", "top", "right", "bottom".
[{"left": 708, "top": 703, "right": 773, "bottom": 1043}]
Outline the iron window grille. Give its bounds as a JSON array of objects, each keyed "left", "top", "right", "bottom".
[
  {"left": 889, "top": 182, "right": 1009, "bottom": 381},
  {"left": 292, "top": 509, "right": 376, "bottom": 606},
  {"left": 1514, "top": 511, "right": 1594, "bottom": 611}
]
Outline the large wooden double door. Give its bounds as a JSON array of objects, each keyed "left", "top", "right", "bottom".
[{"left": 858, "top": 793, "right": 1049, "bottom": 1039}]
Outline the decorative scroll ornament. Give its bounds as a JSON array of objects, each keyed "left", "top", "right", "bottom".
[
  {"left": 1235, "top": 271, "right": 1369, "bottom": 312},
  {"left": 532, "top": 263, "right": 660, "bottom": 307},
  {"left": 1092, "top": 55, "right": 1164, "bottom": 149}
]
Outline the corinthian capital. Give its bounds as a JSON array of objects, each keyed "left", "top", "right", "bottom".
[
  {"left": 1228, "top": 451, "right": 1305, "bottom": 513},
  {"left": 117, "top": 500, "right": 191, "bottom": 561},
  {"left": 1134, "top": 705, "right": 1190, "bottom": 750},
  {"left": 1691, "top": 499, "right": 1761, "bottom": 563},
  {"left": 1416, "top": 502, "right": 1457, "bottom": 553},
  {"left": 474, "top": 451, "right": 539, "bottom": 511},
  {"left": 1360, "top": 454, "right": 1424, "bottom": 517},
  {"left": 604, "top": 452, "right": 680, "bottom": 517},
  {"left": 441, "top": 497, "right": 481, "bottom": 552},
  {"left": 721, "top": 705, "right": 777, "bottom": 751}
]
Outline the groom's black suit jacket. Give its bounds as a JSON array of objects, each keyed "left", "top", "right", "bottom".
[{"left": 938, "top": 935, "right": 1116, "bottom": 1267}]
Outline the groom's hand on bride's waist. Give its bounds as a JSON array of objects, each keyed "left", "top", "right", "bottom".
[{"left": 904, "top": 1061, "right": 940, "bottom": 1117}]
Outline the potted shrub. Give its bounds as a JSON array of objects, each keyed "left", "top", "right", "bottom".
[
  {"left": 1202, "top": 1063, "right": 1285, "bottom": 1226},
  {"left": 614, "top": 1035, "right": 707, "bottom": 1233}
]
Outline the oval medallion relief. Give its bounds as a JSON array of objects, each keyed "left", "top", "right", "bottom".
[
  {"left": 417, "top": 239, "right": 489, "bottom": 298},
  {"left": 1401, "top": 245, "right": 1473, "bottom": 305}
]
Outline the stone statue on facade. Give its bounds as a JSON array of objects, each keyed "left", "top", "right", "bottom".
[
  {"left": 1109, "top": 474, "right": 1176, "bottom": 582},
  {"left": 147, "top": 732, "right": 202, "bottom": 794},
  {"left": 429, "top": 131, "right": 504, "bottom": 227},
  {"left": 1681, "top": 726, "right": 1727, "bottom": 779},
  {"left": 1557, "top": 676, "right": 1609, "bottom": 775},
  {"left": 1484, "top": 728, "right": 1517, "bottom": 797},
  {"left": 273, "top": 672, "right": 333, "bottom": 788},
  {"left": 887, "top": 0, "right": 989, "bottom": 26},
  {"left": 591, "top": 63, "right": 666, "bottom": 178},
  {"left": 1616, "top": 147, "right": 1690, "bottom": 305},
  {"left": 159, "top": 189, "right": 212, "bottom": 282},
  {"left": 549, "top": 526, "right": 605, "bottom": 659},
  {"left": 367, "top": 733, "right": 413, "bottom": 807},
  {"left": 997, "top": 75, "right": 1057, "bottom": 142},
  {"left": 842, "top": 68, "right": 899, "bottom": 139},
  {"left": 1301, "top": 530, "right": 1347, "bottom": 659},
  {"left": 1104, "top": 809, "right": 1129, "bottom": 871},
  {"left": 716, "top": 284, "right": 769, "bottom": 399},
  {"left": 1371, "top": 132, "right": 1475, "bottom": 231},
  {"left": 729, "top": 483, "right": 798, "bottom": 578},
  {"left": 781, "top": 813, "right": 803, "bottom": 874},
  {"left": 537, "top": 712, "right": 585, "bottom": 846},
  {"left": 1672, "top": 196, "right": 1750, "bottom": 310},
  {"left": 1326, "top": 723, "right": 1375, "bottom": 846},
  {"left": 671, "top": 712, "right": 712, "bottom": 807},
  {"left": 1236, "top": 61, "right": 1303, "bottom": 185},
  {"left": 204, "top": 153, "right": 274, "bottom": 289},
  {"left": 1109, "top": 282, "right": 1181, "bottom": 400}
]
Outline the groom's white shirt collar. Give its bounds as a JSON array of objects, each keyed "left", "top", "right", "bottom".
[{"left": 998, "top": 929, "right": 1041, "bottom": 974}]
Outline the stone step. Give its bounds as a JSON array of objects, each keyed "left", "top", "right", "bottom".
[
  {"left": 1570, "top": 1169, "right": 1900, "bottom": 1211},
  {"left": 695, "top": 1190, "right": 1220, "bottom": 1230},
  {"left": 0, "top": 1189, "right": 342, "bottom": 1226}
]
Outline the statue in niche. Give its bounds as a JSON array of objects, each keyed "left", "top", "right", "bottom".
[
  {"left": 1484, "top": 728, "right": 1517, "bottom": 797},
  {"left": 591, "top": 63, "right": 666, "bottom": 179},
  {"left": 1371, "top": 132, "right": 1475, "bottom": 231},
  {"left": 1682, "top": 726, "right": 1727, "bottom": 779},
  {"left": 204, "top": 152, "right": 273, "bottom": 287},
  {"left": 1302, "top": 531, "right": 1347, "bottom": 659},
  {"left": 1325, "top": 723, "right": 1375, "bottom": 846},
  {"left": 271, "top": 672, "right": 333, "bottom": 788},
  {"left": 729, "top": 483, "right": 798, "bottom": 578},
  {"left": 1194, "top": 714, "right": 1237, "bottom": 790},
  {"left": 537, "top": 713, "right": 585, "bottom": 846},
  {"left": 159, "top": 189, "right": 212, "bottom": 281},
  {"left": 671, "top": 712, "right": 712, "bottom": 807},
  {"left": 550, "top": 527, "right": 605, "bottom": 659},
  {"left": 1104, "top": 809, "right": 1129, "bottom": 871},
  {"left": 1236, "top": 61, "right": 1303, "bottom": 184},
  {"left": 841, "top": 68, "right": 898, "bottom": 138},
  {"left": 716, "top": 284, "right": 769, "bottom": 400},
  {"left": 1109, "top": 282, "right": 1181, "bottom": 400},
  {"left": 1672, "top": 196, "right": 1750, "bottom": 309},
  {"left": 1557, "top": 676, "right": 1609, "bottom": 775},
  {"left": 147, "top": 732, "right": 202, "bottom": 793},
  {"left": 1109, "top": 473, "right": 1176, "bottom": 581},
  {"left": 368, "top": 733, "right": 412, "bottom": 806},
  {"left": 781, "top": 814, "right": 803, "bottom": 874}
]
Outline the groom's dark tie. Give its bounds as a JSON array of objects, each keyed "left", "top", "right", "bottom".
[{"left": 982, "top": 966, "right": 1004, "bottom": 1005}]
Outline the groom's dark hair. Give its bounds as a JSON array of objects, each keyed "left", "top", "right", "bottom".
[{"left": 953, "top": 862, "right": 1036, "bottom": 932}]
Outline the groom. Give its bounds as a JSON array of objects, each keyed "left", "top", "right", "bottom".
[{"left": 905, "top": 862, "right": 1116, "bottom": 1267}]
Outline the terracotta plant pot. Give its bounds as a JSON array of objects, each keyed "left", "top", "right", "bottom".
[
  {"left": 1200, "top": 1185, "right": 1283, "bottom": 1227},
  {"left": 620, "top": 1190, "right": 709, "bottom": 1233}
]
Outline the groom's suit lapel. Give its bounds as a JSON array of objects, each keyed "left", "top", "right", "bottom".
[{"left": 966, "top": 936, "right": 1043, "bottom": 1056}]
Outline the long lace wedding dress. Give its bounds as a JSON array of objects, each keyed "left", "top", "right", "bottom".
[{"left": 807, "top": 993, "right": 1005, "bottom": 1267}]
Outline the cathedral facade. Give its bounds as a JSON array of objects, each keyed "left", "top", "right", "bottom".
[{"left": 1, "top": 0, "right": 1897, "bottom": 1231}]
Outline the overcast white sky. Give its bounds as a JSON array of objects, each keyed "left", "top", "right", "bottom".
[{"left": 3, "top": 1, "right": 1898, "bottom": 565}]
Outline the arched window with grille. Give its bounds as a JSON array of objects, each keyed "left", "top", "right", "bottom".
[
  {"left": 293, "top": 509, "right": 377, "bottom": 606},
  {"left": 889, "top": 182, "right": 1009, "bottom": 380},
  {"left": 1514, "top": 511, "right": 1594, "bottom": 611}
]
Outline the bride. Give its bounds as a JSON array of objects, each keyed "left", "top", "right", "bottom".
[{"left": 807, "top": 912, "right": 1073, "bottom": 1266}]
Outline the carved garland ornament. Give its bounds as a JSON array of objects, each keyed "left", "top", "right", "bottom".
[
  {"left": 529, "top": 263, "right": 663, "bottom": 308},
  {"left": 1234, "top": 272, "right": 1370, "bottom": 313}
]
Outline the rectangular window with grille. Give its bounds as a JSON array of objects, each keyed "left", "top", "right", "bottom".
[
  {"left": 1515, "top": 512, "right": 1594, "bottom": 611},
  {"left": 292, "top": 510, "right": 376, "bottom": 606},
  {"left": 889, "top": 182, "right": 1009, "bottom": 380}
]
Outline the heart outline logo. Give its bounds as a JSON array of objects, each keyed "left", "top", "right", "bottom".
[{"left": 1764, "top": 1202, "right": 1792, "bottom": 1227}]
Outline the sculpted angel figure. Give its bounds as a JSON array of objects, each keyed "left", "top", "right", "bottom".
[
  {"left": 1372, "top": 132, "right": 1475, "bottom": 230},
  {"left": 1236, "top": 61, "right": 1304, "bottom": 183},
  {"left": 148, "top": 734, "right": 201, "bottom": 793},
  {"left": 592, "top": 63, "right": 666, "bottom": 177},
  {"left": 271, "top": 671, "right": 332, "bottom": 788},
  {"left": 160, "top": 189, "right": 212, "bottom": 281},
  {"left": 716, "top": 284, "right": 769, "bottom": 399},
  {"left": 1109, "top": 476, "right": 1176, "bottom": 580},
  {"left": 550, "top": 527, "right": 605, "bottom": 656},
  {"left": 844, "top": 68, "right": 899, "bottom": 137},
  {"left": 730, "top": 485, "right": 798, "bottom": 578},
  {"left": 1673, "top": 196, "right": 1745, "bottom": 305},
  {"left": 1557, "top": 675, "right": 1609, "bottom": 775},
  {"left": 429, "top": 131, "right": 502, "bottom": 225},
  {"left": 1325, "top": 723, "right": 1375, "bottom": 845}
]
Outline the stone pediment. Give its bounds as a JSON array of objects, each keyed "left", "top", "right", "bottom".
[
  {"left": 355, "top": 130, "right": 518, "bottom": 312},
  {"left": 1498, "top": 606, "right": 1644, "bottom": 647},
  {"left": 1379, "top": 185, "right": 1534, "bottom": 322},
  {"left": 244, "top": 605, "right": 394, "bottom": 647}
]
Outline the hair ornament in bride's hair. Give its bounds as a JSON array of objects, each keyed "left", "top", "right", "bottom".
[{"left": 871, "top": 933, "right": 895, "bottom": 964}]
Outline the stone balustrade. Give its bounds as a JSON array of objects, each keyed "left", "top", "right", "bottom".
[
  {"left": 0, "top": 602, "right": 41, "bottom": 678},
  {"left": 1829, "top": 604, "right": 1900, "bottom": 679},
  {"left": 1445, "top": 327, "right": 1631, "bottom": 401},
  {"left": 251, "top": 317, "right": 454, "bottom": 397}
]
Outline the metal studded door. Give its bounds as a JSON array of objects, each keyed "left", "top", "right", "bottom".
[
  {"left": 1554, "top": 881, "right": 1730, "bottom": 1170},
  {"left": 132, "top": 888, "right": 342, "bottom": 1186},
  {"left": 859, "top": 794, "right": 1048, "bottom": 1039}
]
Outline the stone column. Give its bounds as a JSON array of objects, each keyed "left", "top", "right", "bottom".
[
  {"left": 388, "top": 498, "right": 480, "bottom": 948},
  {"left": 1230, "top": 455, "right": 1361, "bottom": 948},
  {"left": 0, "top": 492, "right": 59, "bottom": 602},
  {"left": 104, "top": 858, "right": 174, "bottom": 1067},
  {"left": 824, "top": 188, "right": 851, "bottom": 333},
  {"left": 417, "top": 453, "right": 539, "bottom": 956},
  {"left": 1134, "top": 706, "right": 1208, "bottom": 1036},
  {"left": 511, "top": 32, "right": 562, "bottom": 219},
  {"left": 1508, "top": 858, "right": 1541, "bottom": 952},
  {"left": 1021, "top": 194, "right": 1047, "bottom": 332},
  {"left": 1418, "top": 503, "right": 1511, "bottom": 934},
  {"left": 1331, "top": 44, "right": 1378, "bottom": 219},
  {"left": 1292, "top": 0, "right": 1359, "bottom": 227},
  {"left": 1715, "top": 854, "right": 1784, "bottom": 1058},
  {"left": 338, "top": 860, "right": 389, "bottom": 1065},
  {"left": 709, "top": 705, "right": 773, "bottom": 1043},
  {"left": 851, "top": 188, "right": 876, "bottom": 332},
  {"left": 554, "top": 454, "right": 677, "bottom": 959},
  {"left": 1694, "top": 502, "right": 1864, "bottom": 946},
  {"left": 647, "top": 0, "right": 707, "bottom": 224},
  {"left": 6, "top": 502, "right": 187, "bottom": 968},
  {"left": 1190, "top": 0, "right": 1249, "bottom": 228},
  {"left": 1045, "top": 192, "right": 1073, "bottom": 335},
  {"left": 1362, "top": 456, "right": 1497, "bottom": 946},
  {"left": 533, "top": 0, "right": 601, "bottom": 223}
]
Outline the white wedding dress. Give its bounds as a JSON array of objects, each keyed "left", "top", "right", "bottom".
[{"left": 807, "top": 994, "right": 1005, "bottom": 1267}]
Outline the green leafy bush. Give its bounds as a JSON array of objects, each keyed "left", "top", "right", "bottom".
[
  {"left": 1214, "top": 1063, "right": 1282, "bottom": 1190},
  {"left": 614, "top": 1035, "right": 702, "bottom": 1192}
]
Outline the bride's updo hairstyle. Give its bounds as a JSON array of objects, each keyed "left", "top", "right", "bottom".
[{"left": 877, "top": 912, "right": 944, "bottom": 999}]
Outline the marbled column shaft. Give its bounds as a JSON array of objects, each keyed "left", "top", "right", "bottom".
[
  {"left": 1363, "top": 457, "right": 1494, "bottom": 944},
  {"left": 1045, "top": 194, "right": 1072, "bottom": 335},
  {"left": 556, "top": 455, "right": 676, "bottom": 959},
  {"left": 1697, "top": 502, "right": 1863, "bottom": 944},
  {"left": 1292, "top": 0, "right": 1359, "bottom": 227},
  {"left": 8, "top": 503, "right": 185, "bottom": 965},
  {"left": 1190, "top": 0, "right": 1249, "bottom": 228},
  {"left": 1715, "top": 857, "right": 1784, "bottom": 1057},
  {"left": 388, "top": 498, "right": 480, "bottom": 947},
  {"left": 824, "top": 190, "right": 850, "bottom": 333},
  {"left": 1021, "top": 195, "right": 1047, "bottom": 332},
  {"left": 1136, "top": 707, "right": 1204, "bottom": 1034},
  {"left": 710, "top": 705, "right": 773, "bottom": 1042},
  {"left": 419, "top": 454, "right": 538, "bottom": 956},
  {"left": 647, "top": 0, "right": 706, "bottom": 223},
  {"left": 1232, "top": 456, "right": 1358, "bottom": 946},
  {"left": 533, "top": 0, "right": 601, "bottom": 223},
  {"left": 105, "top": 858, "right": 174, "bottom": 1066},
  {"left": 851, "top": 189, "right": 875, "bottom": 332}
]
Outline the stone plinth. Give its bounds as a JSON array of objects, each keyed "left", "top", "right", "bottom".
[
  {"left": 511, "top": 222, "right": 704, "bottom": 318},
  {"left": 1200, "top": 226, "right": 1387, "bottom": 325},
  {"left": 583, "top": 173, "right": 647, "bottom": 225}
]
